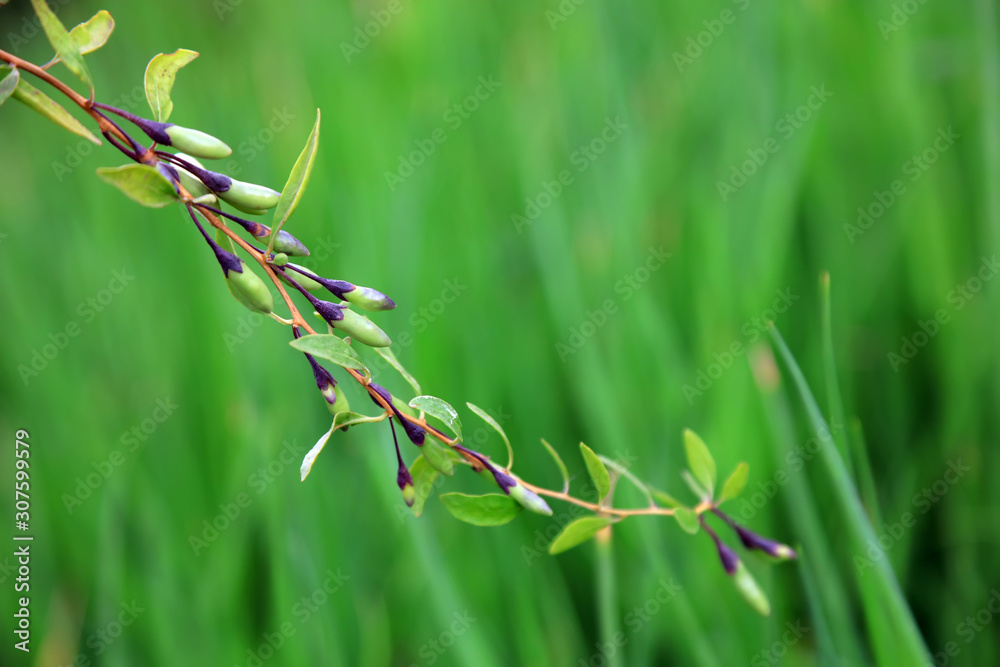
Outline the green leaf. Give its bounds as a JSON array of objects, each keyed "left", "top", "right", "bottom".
[
  {"left": 680, "top": 470, "right": 709, "bottom": 500},
  {"left": 11, "top": 78, "right": 100, "bottom": 144},
  {"left": 376, "top": 346, "right": 421, "bottom": 396},
  {"left": 651, "top": 487, "right": 684, "bottom": 509},
  {"left": 718, "top": 462, "right": 749, "bottom": 504},
  {"left": 540, "top": 439, "right": 570, "bottom": 493},
  {"left": 408, "top": 455, "right": 440, "bottom": 517},
  {"left": 548, "top": 516, "right": 617, "bottom": 554},
  {"left": 0, "top": 67, "right": 19, "bottom": 106},
  {"left": 439, "top": 493, "right": 522, "bottom": 527},
  {"left": 683, "top": 429, "right": 716, "bottom": 499},
  {"left": 144, "top": 49, "right": 198, "bottom": 123},
  {"left": 269, "top": 109, "right": 320, "bottom": 253},
  {"left": 409, "top": 395, "right": 462, "bottom": 440},
  {"left": 69, "top": 10, "right": 115, "bottom": 54},
  {"left": 580, "top": 443, "right": 611, "bottom": 502},
  {"left": 300, "top": 411, "right": 387, "bottom": 481},
  {"left": 30, "top": 0, "right": 92, "bottom": 93},
  {"left": 290, "top": 334, "right": 367, "bottom": 374},
  {"left": 732, "top": 562, "right": 771, "bottom": 616},
  {"left": 421, "top": 439, "right": 455, "bottom": 477},
  {"left": 95, "top": 164, "right": 178, "bottom": 208},
  {"left": 467, "top": 402, "right": 513, "bottom": 469},
  {"left": 672, "top": 507, "right": 700, "bottom": 534}
]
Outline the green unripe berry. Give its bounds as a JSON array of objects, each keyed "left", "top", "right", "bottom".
[
  {"left": 421, "top": 440, "right": 455, "bottom": 477},
  {"left": 270, "top": 230, "right": 310, "bottom": 256},
  {"left": 165, "top": 125, "right": 232, "bottom": 159},
  {"left": 271, "top": 253, "right": 289, "bottom": 266},
  {"left": 218, "top": 179, "right": 281, "bottom": 211},
  {"left": 330, "top": 308, "right": 391, "bottom": 347}
]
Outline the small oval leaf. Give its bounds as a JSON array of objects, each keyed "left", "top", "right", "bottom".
[
  {"left": 673, "top": 507, "right": 700, "bottom": 534},
  {"left": 95, "top": 164, "right": 178, "bottom": 208},
  {"left": 290, "top": 334, "right": 367, "bottom": 373},
  {"left": 0, "top": 67, "right": 20, "bottom": 106},
  {"left": 718, "top": 462, "right": 749, "bottom": 504},
  {"left": 421, "top": 439, "right": 455, "bottom": 477},
  {"left": 408, "top": 455, "right": 440, "bottom": 517},
  {"left": 31, "top": 0, "right": 92, "bottom": 93},
  {"left": 683, "top": 429, "right": 716, "bottom": 499},
  {"left": 376, "top": 347, "right": 422, "bottom": 397},
  {"left": 144, "top": 49, "right": 198, "bottom": 123},
  {"left": 549, "top": 516, "right": 617, "bottom": 555},
  {"left": 651, "top": 487, "right": 684, "bottom": 509},
  {"left": 409, "top": 395, "right": 462, "bottom": 440},
  {"left": 69, "top": 10, "right": 115, "bottom": 55},
  {"left": 439, "top": 493, "right": 523, "bottom": 527},
  {"left": 269, "top": 109, "right": 320, "bottom": 253},
  {"left": 11, "top": 78, "right": 100, "bottom": 144},
  {"left": 467, "top": 402, "right": 513, "bottom": 469},
  {"left": 580, "top": 443, "right": 611, "bottom": 502}
]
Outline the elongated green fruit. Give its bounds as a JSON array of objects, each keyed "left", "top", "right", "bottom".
[
  {"left": 342, "top": 285, "right": 396, "bottom": 311},
  {"left": 218, "top": 179, "right": 281, "bottom": 211},
  {"left": 286, "top": 264, "right": 324, "bottom": 291},
  {"left": 164, "top": 125, "right": 232, "bottom": 159},
  {"left": 266, "top": 230, "right": 310, "bottom": 256},
  {"left": 331, "top": 308, "right": 391, "bottom": 347}
]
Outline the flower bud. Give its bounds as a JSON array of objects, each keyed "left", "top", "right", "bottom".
[
  {"left": 285, "top": 264, "right": 324, "bottom": 292},
  {"left": 305, "top": 354, "right": 337, "bottom": 404},
  {"left": 400, "top": 419, "right": 426, "bottom": 446},
  {"left": 328, "top": 382, "right": 349, "bottom": 417},
  {"left": 508, "top": 482, "right": 553, "bottom": 515},
  {"left": 218, "top": 179, "right": 281, "bottom": 211},
  {"left": 715, "top": 537, "right": 740, "bottom": 575},
  {"left": 734, "top": 525, "right": 797, "bottom": 561},
  {"left": 271, "top": 253, "right": 289, "bottom": 267},
  {"left": 226, "top": 261, "right": 274, "bottom": 314},
  {"left": 733, "top": 562, "right": 771, "bottom": 616},
  {"left": 312, "top": 300, "right": 344, "bottom": 325},
  {"left": 164, "top": 125, "right": 232, "bottom": 159},
  {"left": 341, "top": 285, "right": 396, "bottom": 311},
  {"left": 269, "top": 229, "right": 310, "bottom": 257},
  {"left": 175, "top": 164, "right": 211, "bottom": 198},
  {"left": 397, "top": 464, "right": 416, "bottom": 507},
  {"left": 331, "top": 308, "right": 391, "bottom": 348}
]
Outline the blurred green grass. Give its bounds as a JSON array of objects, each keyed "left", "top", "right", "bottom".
[{"left": 1, "top": 0, "right": 998, "bottom": 665}]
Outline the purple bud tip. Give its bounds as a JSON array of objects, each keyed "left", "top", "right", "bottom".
[
  {"left": 492, "top": 470, "right": 518, "bottom": 494},
  {"left": 318, "top": 278, "right": 355, "bottom": 300},
  {"left": 305, "top": 354, "right": 337, "bottom": 402},
  {"left": 735, "top": 526, "right": 798, "bottom": 560},
  {"left": 214, "top": 247, "right": 242, "bottom": 277},
  {"left": 369, "top": 383, "right": 393, "bottom": 405},
  {"left": 716, "top": 539, "right": 740, "bottom": 575},
  {"left": 183, "top": 162, "right": 232, "bottom": 193},
  {"left": 156, "top": 162, "right": 180, "bottom": 192},
  {"left": 401, "top": 419, "right": 426, "bottom": 446},
  {"left": 314, "top": 300, "right": 344, "bottom": 324},
  {"left": 397, "top": 465, "right": 414, "bottom": 490},
  {"left": 139, "top": 119, "right": 173, "bottom": 145}
]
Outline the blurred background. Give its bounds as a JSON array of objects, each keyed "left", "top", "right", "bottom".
[{"left": 1, "top": 0, "right": 997, "bottom": 665}]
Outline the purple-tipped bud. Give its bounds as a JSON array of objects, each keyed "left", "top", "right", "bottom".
[
  {"left": 213, "top": 244, "right": 242, "bottom": 277},
  {"left": 401, "top": 419, "right": 426, "bottom": 446},
  {"left": 734, "top": 525, "right": 797, "bottom": 560},
  {"left": 312, "top": 299, "right": 344, "bottom": 324},
  {"left": 341, "top": 285, "right": 397, "bottom": 311},
  {"left": 180, "top": 161, "right": 232, "bottom": 193},
  {"left": 397, "top": 464, "right": 415, "bottom": 507},
  {"left": 305, "top": 354, "right": 337, "bottom": 405},
  {"left": 715, "top": 537, "right": 740, "bottom": 575}
]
